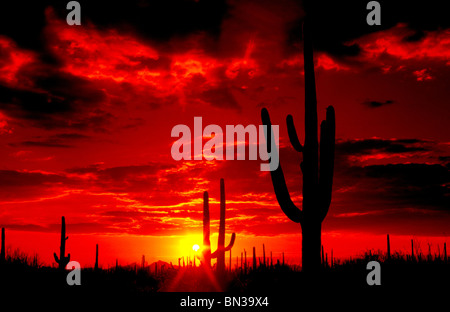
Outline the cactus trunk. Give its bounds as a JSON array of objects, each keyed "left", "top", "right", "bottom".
[
  {"left": 263, "top": 244, "right": 266, "bottom": 267},
  {"left": 387, "top": 234, "right": 391, "bottom": 260},
  {"left": 202, "top": 191, "right": 212, "bottom": 267},
  {"left": 241, "top": 252, "right": 243, "bottom": 270},
  {"left": 53, "top": 216, "right": 70, "bottom": 270},
  {"left": 216, "top": 179, "right": 226, "bottom": 272},
  {"left": 260, "top": 18, "right": 335, "bottom": 274},
  {"left": 1, "top": 227, "right": 5, "bottom": 263},
  {"left": 244, "top": 249, "right": 247, "bottom": 272},
  {"left": 95, "top": 244, "right": 99, "bottom": 270},
  {"left": 205, "top": 179, "right": 236, "bottom": 274},
  {"left": 303, "top": 223, "right": 321, "bottom": 271},
  {"left": 444, "top": 243, "right": 447, "bottom": 262}
]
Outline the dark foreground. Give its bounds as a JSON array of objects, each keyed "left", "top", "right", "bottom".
[{"left": 1, "top": 252, "right": 448, "bottom": 310}]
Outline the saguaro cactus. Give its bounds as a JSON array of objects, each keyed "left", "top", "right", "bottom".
[
  {"left": 202, "top": 191, "right": 212, "bottom": 267},
  {"left": 261, "top": 19, "right": 335, "bottom": 273},
  {"left": 54, "top": 216, "right": 70, "bottom": 269},
  {"left": 1, "top": 227, "right": 5, "bottom": 263},
  {"left": 95, "top": 244, "right": 99, "bottom": 270},
  {"left": 202, "top": 179, "right": 236, "bottom": 273},
  {"left": 244, "top": 249, "right": 247, "bottom": 272},
  {"left": 387, "top": 234, "right": 391, "bottom": 260},
  {"left": 444, "top": 243, "right": 447, "bottom": 262},
  {"left": 213, "top": 179, "right": 236, "bottom": 273},
  {"left": 263, "top": 244, "right": 266, "bottom": 267}
]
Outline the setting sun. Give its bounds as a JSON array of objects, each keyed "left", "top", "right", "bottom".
[{"left": 192, "top": 244, "right": 200, "bottom": 252}]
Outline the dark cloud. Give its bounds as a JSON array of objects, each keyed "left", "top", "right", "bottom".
[
  {"left": 0, "top": 70, "right": 109, "bottom": 130},
  {"left": 438, "top": 156, "right": 450, "bottom": 164},
  {"left": 52, "top": 133, "right": 90, "bottom": 140},
  {"left": 0, "top": 169, "right": 77, "bottom": 202},
  {"left": 362, "top": 100, "right": 394, "bottom": 108},
  {"left": 330, "top": 139, "right": 448, "bottom": 211},
  {"left": 8, "top": 133, "right": 90, "bottom": 148},
  {"left": 66, "top": 163, "right": 176, "bottom": 194},
  {"left": 11, "top": 140, "right": 72, "bottom": 148},
  {"left": 81, "top": 0, "right": 228, "bottom": 42},
  {"left": 287, "top": 0, "right": 450, "bottom": 58},
  {"left": 336, "top": 138, "right": 428, "bottom": 157},
  {"left": 361, "top": 163, "right": 449, "bottom": 210},
  {"left": 0, "top": 1, "right": 228, "bottom": 53},
  {"left": 200, "top": 86, "right": 240, "bottom": 109},
  {"left": 0, "top": 169, "right": 69, "bottom": 187}
]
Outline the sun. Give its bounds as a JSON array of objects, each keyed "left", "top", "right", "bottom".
[
  {"left": 192, "top": 244, "right": 200, "bottom": 252},
  {"left": 178, "top": 234, "right": 203, "bottom": 256}
]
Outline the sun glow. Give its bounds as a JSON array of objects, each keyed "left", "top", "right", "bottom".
[{"left": 178, "top": 234, "right": 203, "bottom": 257}]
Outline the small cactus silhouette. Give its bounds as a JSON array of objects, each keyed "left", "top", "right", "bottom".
[
  {"left": 202, "top": 191, "right": 212, "bottom": 267},
  {"left": 387, "top": 234, "right": 391, "bottom": 260},
  {"left": 95, "top": 244, "right": 99, "bottom": 270},
  {"left": 261, "top": 19, "right": 335, "bottom": 273},
  {"left": 263, "top": 244, "right": 266, "bottom": 267},
  {"left": 1, "top": 227, "right": 5, "bottom": 263},
  {"left": 202, "top": 179, "right": 236, "bottom": 274},
  {"left": 54, "top": 216, "right": 70, "bottom": 269}
]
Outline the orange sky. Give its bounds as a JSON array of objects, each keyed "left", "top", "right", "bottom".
[{"left": 0, "top": 1, "right": 449, "bottom": 267}]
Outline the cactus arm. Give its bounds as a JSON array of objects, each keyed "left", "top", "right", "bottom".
[
  {"left": 286, "top": 115, "right": 303, "bottom": 152},
  {"left": 261, "top": 108, "right": 303, "bottom": 224},
  {"left": 224, "top": 233, "right": 236, "bottom": 252},
  {"left": 211, "top": 233, "right": 236, "bottom": 257},
  {"left": 319, "top": 106, "right": 335, "bottom": 222},
  {"left": 54, "top": 252, "right": 60, "bottom": 263}
]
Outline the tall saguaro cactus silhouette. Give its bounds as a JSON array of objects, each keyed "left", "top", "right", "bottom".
[
  {"left": 1, "top": 227, "right": 5, "bottom": 263},
  {"left": 54, "top": 216, "right": 70, "bottom": 269},
  {"left": 261, "top": 19, "right": 335, "bottom": 273},
  {"left": 203, "top": 191, "right": 212, "bottom": 267},
  {"left": 202, "top": 179, "right": 236, "bottom": 274},
  {"left": 95, "top": 244, "right": 99, "bottom": 270}
]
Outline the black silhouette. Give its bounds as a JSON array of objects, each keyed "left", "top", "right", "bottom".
[
  {"left": 261, "top": 19, "right": 335, "bottom": 273},
  {"left": 53, "top": 216, "right": 70, "bottom": 270},
  {"left": 1, "top": 227, "right": 5, "bottom": 264},
  {"left": 202, "top": 179, "right": 236, "bottom": 274},
  {"left": 95, "top": 244, "right": 99, "bottom": 271}
]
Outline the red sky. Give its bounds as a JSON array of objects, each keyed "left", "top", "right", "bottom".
[{"left": 0, "top": 0, "right": 449, "bottom": 268}]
